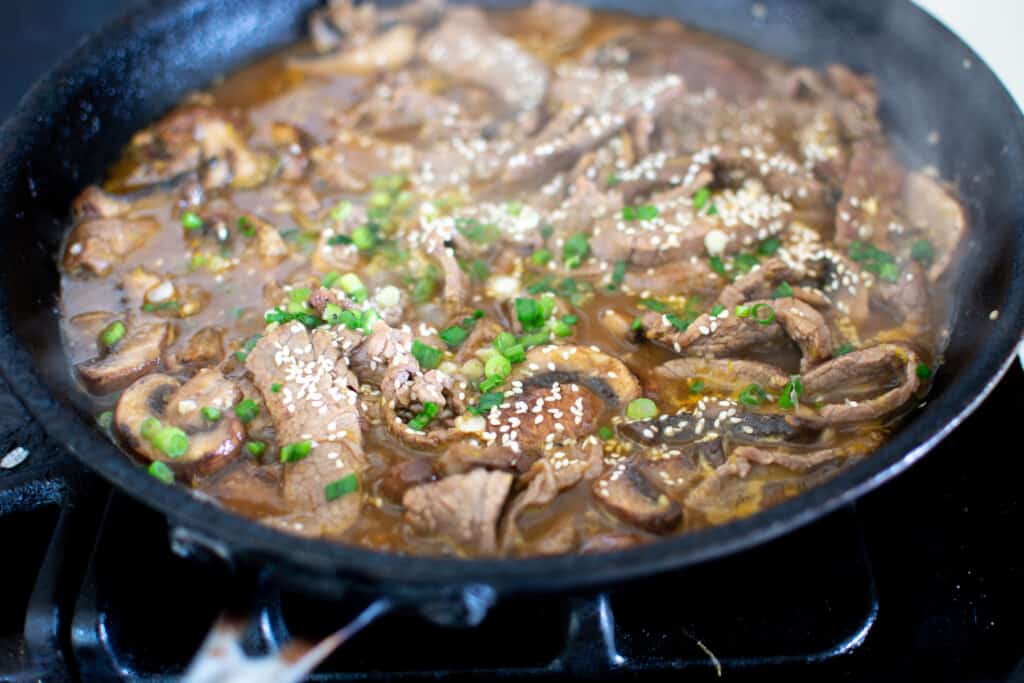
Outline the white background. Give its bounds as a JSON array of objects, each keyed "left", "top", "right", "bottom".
[{"left": 915, "top": 0, "right": 1024, "bottom": 110}]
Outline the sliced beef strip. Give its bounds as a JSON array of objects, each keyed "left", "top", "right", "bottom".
[
  {"left": 834, "top": 141, "right": 905, "bottom": 246},
  {"left": 643, "top": 297, "right": 831, "bottom": 372},
  {"left": 403, "top": 468, "right": 514, "bottom": 555},
  {"left": 797, "top": 343, "right": 922, "bottom": 426},
  {"left": 590, "top": 199, "right": 719, "bottom": 268},
  {"left": 419, "top": 7, "right": 549, "bottom": 122},
  {"left": 379, "top": 457, "right": 437, "bottom": 502},
  {"left": 715, "top": 145, "right": 831, "bottom": 214},
  {"left": 902, "top": 171, "right": 967, "bottom": 281},
  {"left": 77, "top": 322, "right": 172, "bottom": 394},
  {"left": 246, "top": 323, "right": 367, "bottom": 537},
  {"left": 437, "top": 441, "right": 538, "bottom": 477},
  {"left": 504, "top": 71, "right": 685, "bottom": 185},
  {"left": 63, "top": 217, "right": 160, "bottom": 277},
  {"left": 499, "top": 437, "right": 603, "bottom": 552},
  {"left": 621, "top": 259, "right": 722, "bottom": 299},
  {"left": 594, "top": 462, "right": 683, "bottom": 534},
  {"left": 718, "top": 258, "right": 810, "bottom": 308},
  {"left": 612, "top": 151, "right": 715, "bottom": 205},
  {"left": 731, "top": 444, "right": 852, "bottom": 472},
  {"left": 653, "top": 357, "right": 789, "bottom": 395},
  {"left": 872, "top": 261, "right": 929, "bottom": 326},
  {"left": 547, "top": 176, "right": 623, "bottom": 238},
  {"left": 418, "top": 219, "right": 471, "bottom": 314}
]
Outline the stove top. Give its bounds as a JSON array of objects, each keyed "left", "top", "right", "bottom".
[{"left": 1, "top": 1, "right": 1022, "bottom": 681}]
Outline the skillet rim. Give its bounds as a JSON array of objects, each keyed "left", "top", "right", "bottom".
[{"left": 0, "top": 0, "right": 1022, "bottom": 596}]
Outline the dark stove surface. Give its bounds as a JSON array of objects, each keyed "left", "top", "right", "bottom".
[{"left": 0, "top": 2, "right": 1022, "bottom": 681}]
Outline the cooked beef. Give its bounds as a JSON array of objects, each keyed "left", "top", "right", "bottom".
[
  {"left": 403, "top": 468, "right": 513, "bottom": 555},
  {"left": 834, "top": 141, "right": 905, "bottom": 246},
  {"left": 654, "top": 358, "right": 789, "bottom": 395},
  {"left": 798, "top": 344, "right": 922, "bottom": 426},
  {"left": 291, "top": 24, "right": 418, "bottom": 76},
  {"left": 594, "top": 463, "right": 683, "bottom": 534},
  {"left": 437, "top": 441, "right": 537, "bottom": 477},
  {"left": 731, "top": 444, "right": 851, "bottom": 472},
  {"left": 622, "top": 259, "right": 722, "bottom": 298},
  {"left": 379, "top": 457, "right": 437, "bottom": 502},
  {"left": 639, "top": 439, "right": 726, "bottom": 498},
  {"left": 246, "top": 323, "right": 367, "bottom": 537},
  {"left": 64, "top": 217, "right": 160, "bottom": 277},
  {"left": 872, "top": 261, "right": 929, "bottom": 325},
  {"left": 176, "top": 326, "right": 224, "bottom": 366},
  {"left": 902, "top": 172, "right": 967, "bottom": 281},
  {"left": 642, "top": 307, "right": 786, "bottom": 358}
]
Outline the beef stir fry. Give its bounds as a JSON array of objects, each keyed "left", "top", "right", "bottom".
[{"left": 59, "top": 0, "right": 965, "bottom": 557}]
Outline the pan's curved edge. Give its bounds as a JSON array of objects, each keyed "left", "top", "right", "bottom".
[{"left": 0, "top": 0, "right": 1021, "bottom": 601}]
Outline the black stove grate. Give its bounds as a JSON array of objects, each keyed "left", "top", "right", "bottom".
[{"left": 3, "top": 369, "right": 1024, "bottom": 682}]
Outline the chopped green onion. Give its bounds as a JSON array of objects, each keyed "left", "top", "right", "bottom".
[
  {"left": 100, "top": 320, "right": 126, "bottom": 349},
  {"left": 772, "top": 281, "right": 794, "bottom": 299},
  {"left": 237, "top": 216, "right": 256, "bottom": 237},
  {"left": 758, "top": 237, "right": 782, "bottom": 256},
  {"left": 330, "top": 200, "right": 353, "bottom": 222},
  {"left": 97, "top": 411, "right": 114, "bottom": 430},
  {"left": 637, "top": 204, "right": 658, "bottom": 220},
  {"left": 916, "top": 363, "right": 932, "bottom": 379},
  {"left": 289, "top": 287, "right": 311, "bottom": 305},
  {"left": 485, "top": 354, "right": 512, "bottom": 379},
  {"left": 152, "top": 427, "right": 189, "bottom": 458},
  {"left": 540, "top": 224, "right": 554, "bottom": 240},
  {"left": 692, "top": 188, "right": 711, "bottom": 211},
  {"left": 440, "top": 325, "right": 469, "bottom": 348},
  {"left": 709, "top": 255, "right": 727, "bottom": 277},
  {"left": 147, "top": 461, "right": 174, "bottom": 484},
  {"left": 235, "top": 399, "right": 260, "bottom": 424},
  {"left": 733, "top": 252, "right": 759, "bottom": 274},
  {"left": 234, "top": 334, "right": 262, "bottom": 363},
  {"left": 515, "top": 297, "right": 544, "bottom": 330},
  {"left": 479, "top": 375, "right": 504, "bottom": 392},
  {"left": 321, "top": 271, "right": 342, "bottom": 288},
  {"left": 626, "top": 397, "right": 658, "bottom": 420},
  {"left": 553, "top": 320, "right": 573, "bottom": 337},
  {"left": 200, "top": 407, "right": 221, "bottom": 422},
  {"left": 621, "top": 206, "right": 637, "bottom": 221},
  {"left": 531, "top": 248, "right": 553, "bottom": 267},
  {"left": 322, "top": 303, "right": 344, "bottom": 325},
  {"left": 878, "top": 261, "right": 900, "bottom": 282},
  {"left": 562, "top": 314, "right": 578, "bottom": 325},
  {"left": 910, "top": 239, "right": 935, "bottom": 264},
  {"left": 710, "top": 304, "right": 725, "bottom": 317},
  {"left": 469, "top": 391, "right": 505, "bottom": 415},
  {"left": 328, "top": 233, "right": 353, "bottom": 246},
  {"left": 518, "top": 329, "right": 550, "bottom": 348},
  {"left": 778, "top": 375, "right": 803, "bottom": 410},
  {"left": 325, "top": 473, "right": 359, "bottom": 501},
  {"left": 339, "top": 273, "right": 365, "bottom": 297},
  {"left": 690, "top": 380, "right": 705, "bottom": 394},
  {"left": 738, "top": 383, "right": 767, "bottom": 406},
  {"left": 141, "top": 417, "right": 162, "bottom": 441},
  {"left": 735, "top": 304, "right": 752, "bottom": 318},
  {"left": 189, "top": 253, "right": 207, "bottom": 271},
  {"left": 833, "top": 343, "right": 855, "bottom": 357},
  {"left": 494, "top": 331, "right": 517, "bottom": 353},
  {"left": 666, "top": 313, "right": 696, "bottom": 332},
  {"left": 351, "top": 224, "right": 377, "bottom": 251},
  {"left": 469, "top": 259, "right": 490, "bottom": 282},
  {"left": 501, "top": 343, "right": 526, "bottom": 363},
  {"left": 455, "top": 217, "right": 500, "bottom": 244},
  {"left": 411, "top": 275, "right": 438, "bottom": 303},
  {"left": 280, "top": 440, "right": 312, "bottom": 463},
  {"left": 411, "top": 340, "right": 442, "bottom": 370},
  {"left": 245, "top": 441, "right": 266, "bottom": 457},
  {"left": 639, "top": 298, "right": 667, "bottom": 312},
  {"left": 408, "top": 401, "right": 440, "bottom": 431},
  {"left": 562, "top": 232, "right": 590, "bottom": 269},
  {"left": 505, "top": 200, "right": 523, "bottom": 216},
  {"left": 631, "top": 317, "right": 643, "bottom": 331},
  {"left": 271, "top": 383, "right": 282, "bottom": 393},
  {"left": 606, "top": 173, "right": 620, "bottom": 188},
  {"left": 752, "top": 303, "right": 776, "bottom": 325},
  {"left": 538, "top": 295, "right": 556, "bottom": 320},
  {"left": 181, "top": 211, "right": 203, "bottom": 231},
  {"left": 598, "top": 426, "right": 614, "bottom": 440},
  {"left": 707, "top": 203, "right": 719, "bottom": 216},
  {"left": 608, "top": 260, "right": 627, "bottom": 290},
  {"left": 142, "top": 300, "right": 180, "bottom": 313}
]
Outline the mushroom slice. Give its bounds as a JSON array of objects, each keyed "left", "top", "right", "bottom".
[
  {"left": 510, "top": 345, "right": 641, "bottom": 410},
  {"left": 63, "top": 217, "right": 159, "bottom": 277},
  {"left": 620, "top": 402, "right": 810, "bottom": 447},
  {"left": 593, "top": 463, "right": 682, "bottom": 534},
  {"left": 77, "top": 322, "right": 172, "bottom": 394},
  {"left": 176, "top": 326, "right": 224, "bottom": 366},
  {"left": 114, "top": 371, "right": 244, "bottom": 479}
]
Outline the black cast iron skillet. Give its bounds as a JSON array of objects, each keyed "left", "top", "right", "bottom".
[{"left": 0, "top": 0, "right": 1022, "bottom": 616}]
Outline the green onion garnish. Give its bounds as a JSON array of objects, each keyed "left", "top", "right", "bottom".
[
  {"left": 758, "top": 237, "right": 782, "bottom": 256},
  {"left": 692, "top": 188, "right": 711, "bottom": 211},
  {"left": 237, "top": 216, "right": 256, "bottom": 237},
  {"left": 772, "top": 281, "right": 794, "bottom": 299},
  {"left": 606, "top": 173, "right": 620, "bottom": 188},
  {"left": 245, "top": 441, "right": 266, "bottom": 457},
  {"left": 271, "top": 383, "right": 282, "bottom": 393},
  {"left": 834, "top": 343, "right": 855, "bottom": 357},
  {"left": 690, "top": 380, "right": 705, "bottom": 394},
  {"left": 469, "top": 391, "right": 505, "bottom": 415},
  {"left": 479, "top": 375, "right": 504, "bottom": 392},
  {"left": 709, "top": 255, "right": 727, "bottom": 277},
  {"left": 321, "top": 271, "right": 342, "bottom": 288},
  {"left": 280, "top": 440, "right": 312, "bottom": 463},
  {"left": 735, "top": 304, "right": 752, "bottom": 318},
  {"left": 152, "top": 426, "right": 189, "bottom": 458},
  {"left": 916, "top": 363, "right": 932, "bottom": 379},
  {"left": 608, "top": 260, "right": 627, "bottom": 290},
  {"left": 200, "top": 407, "right": 221, "bottom": 422},
  {"left": 778, "top": 375, "right": 803, "bottom": 410},
  {"left": 733, "top": 252, "right": 759, "bottom": 274},
  {"left": 598, "top": 426, "right": 614, "bottom": 440},
  {"left": 738, "top": 383, "right": 767, "bottom": 406},
  {"left": 181, "top": 211, "right": 203, "bottom": 231},
  {"left": 411, "top": 340, "right": 442, "bottom": 370},
  {"left": 148, "top": 461, "right": 174, "bottom": 484},
  {"left": 234, "top": 399, "right": 260, "bottom": 424},
  {"left": 910, "top": 239, "right": 935, "bottom": 264},
  {"left": 100, "top": 320, "right": 126, "bottom": 349},
  {"left": 626, "top": 397, "right": 658, "bottom": 420},
  {"left": 485, "top": 354, "right": 512, "bottom": 379},
  {"left": 351, "top": 224, "right": 378, "bottom": 251},
  {"left": 97, "top": 411, "right": 114, "bottom": 430},
  {"left": 518, "top": 329, "right": 551, "bottom": 348},
  {"left": 440, "top": 325, "right": 469, "bottom": 348},
  {"left": 325, "top": 473, "right": 359, "bottom": 501},
  {"left": 710, "top": 304, "right": 725, "bottom": 317},
  {"left": 752, "top": 303, "right": 776, "bottom": 325},
  {"left": 562, "top": 232, "right": 590, "bottom": 269},
  {"left": 408, "top": 401, "right": 440, "bottom": 431},
  {"left": 531, "top": 248, "right": 553, "bottom": 267}
]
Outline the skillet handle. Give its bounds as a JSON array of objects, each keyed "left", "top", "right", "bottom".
[{"left": 181, "top": 598, "right": 393, "bottom": 683}]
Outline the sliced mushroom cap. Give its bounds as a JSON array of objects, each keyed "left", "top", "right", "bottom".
[
  {"left": 620, "top": 402, "right": 810, "bottom": 447},
  {"left": 176, "top": 326, "right": 225, "bottom": 366},
  {"left": 488, "top": 382, "right": 605, "bottom": 452},
  {"left": 77, "top": 322, "right": 172, "bottom": 394},
  {"left": 640, "top": 439, "right": 725, "bottom": 497},
  {"left": 594, "top": 463, "right": 682, "bottom": 534},
  {"left": 114, "top": 371, "right": 244, "bottom": 479},
  {"left": 510, "top": 344, "right": 641, "bottom": 410}
]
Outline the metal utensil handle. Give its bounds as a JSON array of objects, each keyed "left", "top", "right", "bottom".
[{"left": 182, "top": 598, "right": 393, "bottom": 683}]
